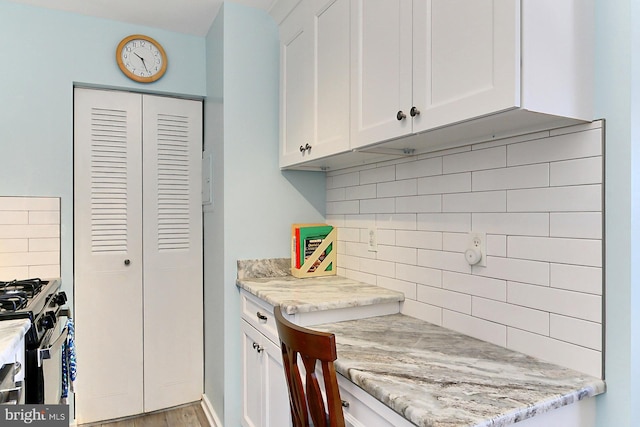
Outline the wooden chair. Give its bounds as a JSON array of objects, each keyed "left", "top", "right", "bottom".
[{"left": 274, "top": 305, "right": 346, "bottom": 427}]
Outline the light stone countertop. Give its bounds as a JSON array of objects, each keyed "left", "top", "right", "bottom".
[
  {"left": 0, "top": 319, "right": 31, "bottom": 366},
  {"left": 236, "top": 258, "right": 404, "bottom": 314},
  {"left": 314, "top": 314, "right": 606, "bottom": 427}
]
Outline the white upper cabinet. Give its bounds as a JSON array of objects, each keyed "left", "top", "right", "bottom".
[
  {"left": 276, "top": 0, "right": 594, "bottom": 169},
  {"left": 279, "top": 0, "right": 351, "bottom": 168}
]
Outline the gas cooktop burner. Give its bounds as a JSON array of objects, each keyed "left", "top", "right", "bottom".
[
  {"left": 0, "top": 292, "right": 28, "bottom": 312},
  {"left": 0, "top": 278, "right": 45, "bottom": 299}
]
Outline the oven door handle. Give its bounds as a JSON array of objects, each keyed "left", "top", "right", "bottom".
[{"left": 39, "top": 327, "right": 69, "bottom": 366}]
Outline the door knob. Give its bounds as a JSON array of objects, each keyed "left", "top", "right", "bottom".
[{"left": 124, "top": 259, "right": 131, "bottom": 266}]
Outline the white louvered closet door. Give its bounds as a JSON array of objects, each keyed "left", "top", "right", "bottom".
[
  {"left": 74, "top": 88, "right": 144, "bottom": 423},
  {"left": 142, "top": 95, "right": 203, "bottom": 412},
  {"left": 74, "top": 89, "right": 203, "bottom": 423}
]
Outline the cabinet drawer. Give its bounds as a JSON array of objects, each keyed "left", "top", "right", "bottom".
[
  {"left": 240, "top": 291, "right": 279, "bottom": 344},
  {"left": 338, "top": 375, "right": 414, "bottom": 427}
]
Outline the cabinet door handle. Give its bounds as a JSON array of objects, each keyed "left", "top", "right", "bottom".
[
  {"left": 252, "top": 342, "right": 264, "bottom": 353},
  {"left": 256, "top": 312, "right": 268, "bottom": 322},
  {"left": 341, "top": 400, "right": 350, "bottom": 408},
  {"left": 396, "top": 110, "right": 406, "bottom": 121},
  {"left": 410, "top": 106, "right": 421, "bottom": 117},
  {"left": 299, "top": 145, "right": 306, "bottom": 153}
]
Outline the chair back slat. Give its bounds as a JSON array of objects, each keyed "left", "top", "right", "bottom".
[{"left": 274, "top": 306, "right": 346, "bottom": 427}]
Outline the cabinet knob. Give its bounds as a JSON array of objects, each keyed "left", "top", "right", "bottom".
[
  {"left": 124, "top": 259, "right": 130, "bottom": 266},
  {"left": 341, "top": 400, "right": 350, "bottom": 408},
  {"left": 299, "top": 145, "right": 305, "bottom": 153},
  {"left": 305, "top": 143, "right": 312, "bottom": 152},
  {"left": 396, "top": 110, "right": 406, "bottom": 121},
  {"left": 410, "top": 106, "right": 421, "bottom": 117},
  {"left": 256, "top": 312, "right": 268, "bottom": 322},
  {"left": 252, "top": 342, "right": 264, "bottom": 353}
]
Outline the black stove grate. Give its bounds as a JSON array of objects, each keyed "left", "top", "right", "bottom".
[{"left": 0, "top": 278, "right": 45, "bottom": 300}]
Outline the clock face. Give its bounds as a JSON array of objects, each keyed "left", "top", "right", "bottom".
[{"left": 116, "top": 35, "right": 167, "bottom": 83}]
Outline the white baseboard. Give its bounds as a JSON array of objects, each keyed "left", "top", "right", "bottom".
[{"left": 201, "top": 394, "right": 222, "bottom": 427}]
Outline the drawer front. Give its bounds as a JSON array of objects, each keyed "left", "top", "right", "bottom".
[
  {"left": 241, "top": 291, "right": 279, "bottom": 344},
  {"left": 338, "top": 375, "right": 414, "bottom": 427}
]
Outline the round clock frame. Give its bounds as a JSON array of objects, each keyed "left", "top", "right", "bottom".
[{"left": 116, "top": 34, "right": 167, "bottom": 83}]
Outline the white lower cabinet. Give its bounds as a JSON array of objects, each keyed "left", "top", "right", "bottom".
[{"left": 240, "top": 320, "right": 291, "bottom": 427}]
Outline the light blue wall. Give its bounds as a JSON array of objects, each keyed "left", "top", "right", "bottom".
[
  {"left": 594, "top": 0, "right": 640, "bottom": 425},
  {"left": 0, "top": 0, "right": 206, "bottom": 303},
  {"left": 203, "top": 3, "right": 326, "bottom": 425}
]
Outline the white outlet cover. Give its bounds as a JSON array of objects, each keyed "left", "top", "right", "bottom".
[{"left": 467, "top": 232, "right": 486, "bottom": 267}]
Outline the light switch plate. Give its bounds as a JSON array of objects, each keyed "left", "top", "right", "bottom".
[{"left": 367, "top": 228, "right": 378, "bottom": 252}]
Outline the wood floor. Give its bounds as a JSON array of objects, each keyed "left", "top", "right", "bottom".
[{"left": 81, "top": 402, "right": 209, "bottom": 427}]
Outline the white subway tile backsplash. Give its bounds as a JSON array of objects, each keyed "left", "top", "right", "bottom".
[
  {"left": 401, "top": 299, "right": 443, "bottom": 326},
  {"left": 328, "top": 123, "right": 603, "bottom": 377},
  {"left": 507, "top": 236, "right": 602, "bottom": 267},
  {"left": 507, "top": 282, "right": 602, "bottom": 323},
  {"left": 550, "top": 264, "right": 602, "bottom": 295},
  {"left": 376, "top": 214, "right": 417, "bottom": 230},
  {"left": 376, "top": 245, "right": 417, "bottom": 265},
  {"left": 326, "top": 187, "right": 346, "bottom": 202},
  {"left": 345, "top": 184, "right": 377, "bottom": 200},
  {"left": 0, "top": 225, "right": 59, "bottom": 239},
  {"left": 376, "top": 276, "right": 417, "bottom": 300},
  {"left": 327, "top": 200, "right": 359, "bottom": 215},
  {"left": 0, "top": 212, "right": 28, "bottom": 224},
  {"left": 0, "top": 239, "right": 28, "bottom": 253},
  {"left": 417, "top": 213, "right": 471, "bottom": 232},
  {"left": 443, "top": 271, "right": 506, "bottom": 301},
  {"left": 550, "top": 314, "right": 602, "bottom": 351},
  {"left": 507, "top": 185, "right": 602, "bottom": 212},
  {"left": 396, "top": 157, "right": 442, "bottom": 180},
  {"left": 396, "top": 230, "right": 442, "bottom": 250},
  {"left": 418, "top": 285, "right": 472, "bottom": 314},
  {"left": 472, "top": 164, "right": 549, "bottom": 191},
  {"left": 443, "top": 191, "right": 506, "bottom": 213},
  {"left": 360, "top": 198, "right": 394, "bottom": 214},
  {"left": 338, "top": 227, "right": 360, "bottom": 242},
  {"left": 29, "top": 265, "right": 60, "bottom": 279},
  {"left": 473, "top": 256, "right": 549, "bottom": 286},
  {"left": 472, "top": 297, "right": 549, "bottom": 335},
  {"left": 396, "top": 195, "right": 441, "bottom": 213},
  {"left": 550, "top": 212, "right": 602, "bottom": 239},
  {"left": 472, "top": 213, "right": 549, "bottom": 236},
  {"left": 417, "top": 173, "right": 471, "bottom": 195},
  {"left": 443, "top": 310, "right": 507, "bottom": 347},
  {"left": 329, "top": 171, "right": 359, "bottom": 188},
  {"left": 507, "top": 328, "right": 602, "bottom": 378},
  {"left": 550, "top": 157, "right": 602, "bottom": 186},
  {"left": 359, "top": 257, "right": 395, "bottom": 278},
  {"left": 418, "top": 249, "right": 471, "bottom": 274},
  {"left": 0, "top": 267, "right": 29, "bottom": 281},
  {"left": 360, "top": 165, "right": 396, "bottom": 184},
  {"left": 442, "top": 232, "right": 467, "bottom": 252},
  {"left": 396, "top": 263, "right": 442, "bottom": 287},
  {"left": 507, "top": 128, "right": 602, "bottom": 166},
  {"left": 377, "top": 179, "right": 417, "bottom": 198},
  {"left": 28, "top": 211, "right": 59, "bottom": 225},
  {"left": 486, "top": 235, "right": 506, "bottom": 257},
  {"left": 0, "top": 197, "right": 59, "bottom": 211},
  {"left": 443, "top": 146, "right": 506, "bottom": 174}
]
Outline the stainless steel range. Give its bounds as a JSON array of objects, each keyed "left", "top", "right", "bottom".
[{"left": 0, "top": 278, "right": 70, "bottom": 404}]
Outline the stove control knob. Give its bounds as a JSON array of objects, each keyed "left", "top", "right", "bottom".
[
  {"left": 39, "top": 312, "right": 56, "bottom": 331},
  {"left": 53, "top": 291, "right": 67, "bottom": 306}
]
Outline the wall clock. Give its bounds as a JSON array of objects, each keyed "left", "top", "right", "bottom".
[{"left": 116, "top": 34, "right": 167, "bottom": 83}]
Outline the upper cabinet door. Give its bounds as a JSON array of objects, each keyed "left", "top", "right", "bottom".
[
  {"left": 280, "top": 2, "right": 313, "bottom": 168},
  {"left": 350, "top": 0, "right": 413, "bottom": 149},
  {"left": 280, "top": 0, "right": 351, "bottom": 168},
  {"left": 412, "top": 0, "right": 520, "bottom": 133}
]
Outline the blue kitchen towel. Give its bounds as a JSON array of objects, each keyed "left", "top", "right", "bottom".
[{"left": 61, "top": 318, "right": 77, "bottom": 403}]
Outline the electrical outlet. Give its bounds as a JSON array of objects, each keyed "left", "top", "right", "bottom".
[
  {"left": 367, "top": 228, "right": 378, "bottom": 252},
  {"left": 466, "top": 232, "right": 487, "bottom": 267}
]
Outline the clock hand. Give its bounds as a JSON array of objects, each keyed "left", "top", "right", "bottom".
[{"left": 133, "top": 52, "right": 149, "bottom": 72}]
